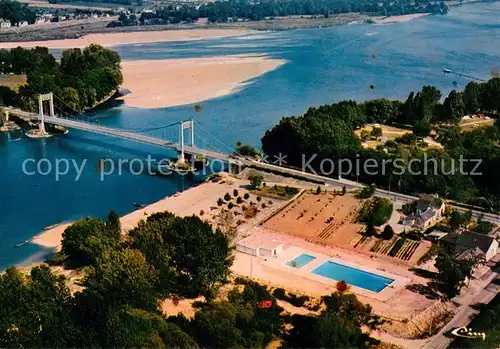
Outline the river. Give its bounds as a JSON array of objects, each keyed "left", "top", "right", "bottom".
[{"left": 0, "top": 2, "right": 499, "bottom": 269}]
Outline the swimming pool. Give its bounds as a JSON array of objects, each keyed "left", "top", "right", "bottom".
[
  {"left": 285, "top": 253, "right": 317, "bottom": 268},
  {"left": 311, "top": 261, "right": 394, "bottom": 292}
]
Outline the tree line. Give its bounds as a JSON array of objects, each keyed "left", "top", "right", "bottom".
[
  {"left": 0, "top": 210, "right": 382, "bottom": 348},
  {"left": 105, "top": 0, "right": 448, "bottom": 26},
  {"left": 49, "top": 0, "right": 143, "bottom": 6},
  {"left": 0, "top": 45, "right": 122, "bottom": 114},
  {"left": 0, "top": 0, "right": 36, "bottom": 25},
  {"left": 261, "top": 78, "right": 500, "bottom": 211}
]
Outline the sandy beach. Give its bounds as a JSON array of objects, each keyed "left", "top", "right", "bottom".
[
  {"left": 0, "top": 28, "right": 255, "bottom": 49},
  {"left": 120, "top": 55, "right": 286, "bottom": 108},
  {"left": 30, "top": 175, "right": 284, "bottom": 251},
  {"left": 371, "top": 13, "right": 429, "bottom": 24}
]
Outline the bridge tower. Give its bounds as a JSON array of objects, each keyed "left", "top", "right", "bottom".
[
  {"left": 178, "top": 119, "right": 194, "bottom": 163},
  {"left": 38, "top": 93, "right": 55, "bottom": 134}
]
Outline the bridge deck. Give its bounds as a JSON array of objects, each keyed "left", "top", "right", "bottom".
[{"left": 8, "top": 109, "right": 231, "bottom": 160}]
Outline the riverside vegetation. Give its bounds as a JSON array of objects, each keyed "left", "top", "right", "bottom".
[
  {"left": 262, "top": 78, "right": 500, "bottom": 212},
  {"left": 58, "top": 0, "right": 448, "bottom": 23},
  {"left": 0, "top": 45, "right": 122, "bottom": 115},
  {"left": 0, "top": 211, "right": 384, "bottom": 348}
]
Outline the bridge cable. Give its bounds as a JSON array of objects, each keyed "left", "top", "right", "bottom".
[{"left": 192, "top": 121, "right": 243, "bottom": 156}]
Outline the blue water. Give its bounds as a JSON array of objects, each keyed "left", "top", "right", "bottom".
[
  {"left": 1, "top": 2, "right": 499, "bottom": 269},
  {"left": 312, "top": 261, "right": 394, "bottom": 292},
  {"left": 285, "top": 253, "right": 317, "bottom": 268}
]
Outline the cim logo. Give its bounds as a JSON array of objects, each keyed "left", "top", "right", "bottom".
[{"left": 451, "top": 327, "right": 486, "bottom": 341}]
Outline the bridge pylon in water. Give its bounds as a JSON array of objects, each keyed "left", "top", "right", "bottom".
[
  {"left": 178, "top": 119, "right": 194, "bottom": 163},
  {"left": 37, "top": 93, "right": 55, "bottom": 134}
]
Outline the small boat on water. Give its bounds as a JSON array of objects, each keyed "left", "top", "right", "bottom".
[
  {"left": 44, "top": 223, "right": 59, "bottom": 230},
  {"left": 443, "top": 68, "right": 452, "bottom": 74},
  {"left": 14, "top": 240, "right": 29, "bottom": 248},
  {"left": 132, "top": 202, "right": 146, "bottom": 208}
]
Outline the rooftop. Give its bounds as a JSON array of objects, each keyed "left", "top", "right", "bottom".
[{"left": 456, "top": 230, "right": 496, "bottom": 256}]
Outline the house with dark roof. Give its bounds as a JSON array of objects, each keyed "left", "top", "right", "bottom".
[
  {"left": 455, "top": 230, "right": 498, "bottom": 262},
  {"left": 402, "top": 194, "right": 445, "bottom": 229}
]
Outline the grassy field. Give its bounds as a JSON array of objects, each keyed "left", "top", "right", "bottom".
[
  {"left": 459, "top": 115, "right": 495, "bottom": 131},
  {"left": 356, "top": 123, "right": 443, "bottom": 150},
  {"left": 0, "top": 74, "right": 27, "bottom": 92},
  {"left": 251, "top": 184, "right": 299, "bottom": 200}
]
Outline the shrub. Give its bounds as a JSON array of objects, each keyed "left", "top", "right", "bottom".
[
  {"left": 249, "top": 173, "right": 263, "bottom": 189},
  {"left": 199, "top": 210, "right": 205, "bottom": 216},
  {"left": 242, "top": 205, "right": 247, "bottom": 211},
  {"left": 287, "top": 294, "right": 310, "bottom": 307},
  {"left": 244, "top": 193, "right": 250, "bottom": 200},
  {"left": 224, "top": 193, "right": 231, "bottom": 201},
  {"left": 257, "top": 196, "right": 262, "bottom": 202},
  {"left": 316, "top": 186, "right": 321, "bottom": 195},
  {"left": 356, "top": 184, "right": 376, "bottom": 199},
  {"left": 357, "top": 197, "right": 393, "bottom": 226},
  {"left": 233, "top": 189, "right": 239, "bottom": 197},
  {"left": 217, "top": 198, "right": 224, "bottom": 206},
  {"left": 371, "top": 126, "right": 383, "bottom": 138},
  {"left": 235, "top": 277, "right": 247, "bottom": 285},
  {"left": 244, "top": 205, "right": 258, "bottom": 219},
  {"left": 382, "top": 225, "right": 395, "bottom": 240},
  {"left": 262, "top": 203, "right": 266, "bottom": 209},
  {"left": 236, "top": 196, "right": 243, "bottom": 204},
  {"left": 336, "top": 280, "right": 350, "bottom": 294},
  {"left": 228, "top": 202, "right": 234, "bottom": 209},
  {"left": 273, "top": 288, "right": 287, "bottom": 300}
]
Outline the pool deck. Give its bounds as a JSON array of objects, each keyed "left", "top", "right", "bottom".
[
  {"left": 232, "top": 228, "right": 435, "bottom": 320},
  {"left": 263, "top": 245, "right": 409, "bottom": 302}
]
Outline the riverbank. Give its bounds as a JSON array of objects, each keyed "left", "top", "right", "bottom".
[
  {"left": 0, "top": 28, "right": 256, "bottom": 49},
  {"left": 29, "top": 174, "right": 277, "bottom": 254},
  {"left": 371, "top": 13, "right": 430, "bottom": 24},
  {"left": 119, "top": 55, "right": 287, "bottom": 109}
]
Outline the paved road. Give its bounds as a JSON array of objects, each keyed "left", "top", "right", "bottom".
[{"left": 425, "top": 271, "right": 499, "bottom": 349}]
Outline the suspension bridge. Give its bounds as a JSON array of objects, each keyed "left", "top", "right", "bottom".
[{"left": 3, "top": 93, "right": 241, "bottom": 164}]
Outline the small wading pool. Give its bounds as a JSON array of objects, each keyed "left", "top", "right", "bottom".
[
  {"left": 312, "top": 261, "right": 394, "bottom": 292},
  {"left": 285, "top": 253, "right": 317, "bottom": 268}
]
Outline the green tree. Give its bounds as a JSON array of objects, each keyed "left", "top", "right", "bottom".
[
  {"left": 284, "top": 293, "right": 373, "bottom": 348},
  {"left": 363, "top": 98, "right": 401, "bottom": 124},
  {"left": 0, "top": 266, "right": 79, "bottom": 348},
  {"left": 81, "top": 249, "right": 160, "bottom": 312},
  {"left": 106, "top": 210, "right": 121, "bottom": 240},
  {"left": 442, "top": 90, "right": 465, "bottom": 122},
  {"left": 357, "top": 197, "right": 393, "bottom": 226},
  {"left": 413, "top": 117, "right": 431, "bottom": 138},
  {"left": 130, "top": 213, "right": 233, "bottom": 298},
  {"left": 370, "top": 126, "right": 383, "bottom": 138},
  {"left": 235, "top": 142, "right": 259, "bottom": 157},
  {"left": 434, "top": 250, "right": 474, "bottom": 299},
  {"left": 249, "top": 174, "right": 263, "bottom": 189},
  {"left": 61, "top": 218, "right": 113, "bottom": 267},
  {"left": 480, "top": 77, "right": 500, "bottom": 113},
  {"left": 463, "top": 81, "right": 482, "bottom": 114},
  {"left": 381, "top": 225, "right": 394, "bottom": 240}
]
